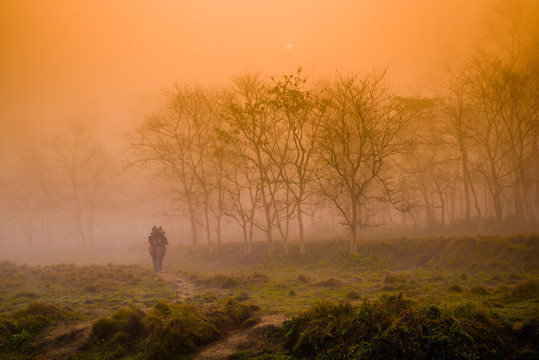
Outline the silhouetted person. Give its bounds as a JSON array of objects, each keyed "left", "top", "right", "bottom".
[{"left": 148, "top": 225, "right": 167, "bottom": 272}]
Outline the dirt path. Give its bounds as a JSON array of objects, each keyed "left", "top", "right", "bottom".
[
  {"left": 193, "top": 313, "right": 287, "bottom": 360},
  {"left": 31, "top": 320, "right": 93, "bottom": 360},
  {"left": 158, "top": 271, "right": 198, "bottom": 301},
  {"left": 158, "top": 271, "right": 288, "bottom": 359},
  {"left": 31, "top": 271, "right": 286, "bottom": 360}
]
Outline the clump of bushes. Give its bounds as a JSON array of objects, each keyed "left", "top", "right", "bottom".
[
  {"left": 85, "top": 298, "right": 259, "bottom": 359},
  {"left": 92, "top": 305, "right": 145, "bottom": 342},
  {"left": 345, "top": 291, "right": 361, "bottom": 300},
  {"left": 219, "top": 275, "right": 241, "bottom": 289},
  {"left": 13, "top": 302, "right": 64, "bottom": 335},
  {"left": 0, "top": 302, "right": 65, "bottom": 354},
  {"left": 193, "top": 271, "right": 270, "bottom": 290},
  {"left": 470, "top": 286, "right": 490, "bottom": 296},
  {"left": 14, "top": 291, "right": 40, "bottom": 299},
  {"left": 89, "top": 305, "right": 146, "bottom": 359},
  {"left": 84, "top": 284, "right": 98, "bottom": 293},
  {"left": 206, "top": 298, "right": 259, "bottom": 332},
  {"left": 508, "top": 273, "right": 524, "bottom": 281},
  {"left": 314, "top": 278, "right": 343, "bottom": 287},
  {"left": 448, "top": 284, "right": 463, "bottom": 293},
  {"left": 282, "top": 294, "right": 510, "bottom": 359},
  {"left": 383, "top": 273, "right": 408, "bottom": 284},
  {"left": 144, "top": 301, "right": 220, "bottom": 358},
  {"left": 509, "top": 279, "right": 539, "bottom": 300}
]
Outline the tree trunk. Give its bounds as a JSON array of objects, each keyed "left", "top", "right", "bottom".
[
  {"left": 297, "top": 201, "right": 305, "bottom": 256},
  {"left": 350, "top": 223, "right": 358, "bottom": 254},
  {"left": 186, "top": 197, "right": 198, "bottom": 247},
  {"left": 461, "top": 149, "right": 471, "bottom": 223},
  {"left": 242, "top": 224, "right": 249, "bottom": 256},
  {"left": 261, "top": 185, "right": 273, "bottom": 256}
]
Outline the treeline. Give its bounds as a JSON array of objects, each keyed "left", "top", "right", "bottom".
[
  {"left": 1, "top": 0, "right": 537, "bottom": 255},
  {"left": 126, "top": 56, "right": 538, "bottom": 256}
]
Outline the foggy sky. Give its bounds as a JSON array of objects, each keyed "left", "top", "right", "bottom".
[{"left": 1, "top": 0, "right": 491, "bottom": 167}]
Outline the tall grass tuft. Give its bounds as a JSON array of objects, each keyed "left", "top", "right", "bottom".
[
  {"left": 143, "top": 301, "right": 219, "bottom": 358},
  {"left": 509, "top": 279, "right": 539, "bottom": 300},
  {"left": 283, "top": 294, "right": 509, "bottom": 359}
]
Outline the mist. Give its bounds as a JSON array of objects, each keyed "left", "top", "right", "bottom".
[
  {"left": 1, "top": 1, "right": 492, "bottom": 165},
  {"left": 0, "top": 1, "right": 538, "bottom": 358}
]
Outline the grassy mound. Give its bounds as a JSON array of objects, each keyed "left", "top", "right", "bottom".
[
  {"left": 0, "top": 302, "right": 65, "bottom": 358},
  {"left": 79, "top": 298, "right": 259, "bottom": 359},
  {"left": 282, "top": 294, "right": 534, "bottom": 360},
  {"left": 143, "top": 301, "right": 220, "bottom": 358}
]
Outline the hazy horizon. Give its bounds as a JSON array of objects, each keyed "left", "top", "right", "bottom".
[{"left": 1, "top": 0, "right": 492, "bottom": 167}]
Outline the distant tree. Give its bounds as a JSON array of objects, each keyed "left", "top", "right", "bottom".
[
  {"left": 0, "top": 153, "right": 46, "bottom": 248},
  {"left": 318, "top": 70, "right": 408, "bottom": 254},
  {"left": 128, "top": 85, "right": 212, "bottom": 247},
  {"left": 48, "top": 120, "right": 112, "bottom": 248},
  {"left": 269, "top": 68, "right": 324, "bottom": 256},
  {"left": 397, "top": 97, "right": 458, "bottom": 228},
  {"left": 439, "top": 67, "right": 483, "bottom": 226},
  {"left": 221, "top": 74, "right": 283, "bottom": 256},
  {"left": 466, "top": 54, "right": 513, "bottom": 222},
  {"left": 220, "top": 135, "right": 261, "bottom": 256}
]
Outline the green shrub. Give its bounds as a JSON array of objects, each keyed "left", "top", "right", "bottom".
[
  {"left": 384, "top": 273, "right": 407, "bottom": 284},
  {"left": 345, "top": 291, "right": 361, "bottom": 300},
  {"left": 143, "top": 301, "right": 220, "bottom": 358},
  {"left": 221, "top": 276, "right": 241, "bottom": 289},
  {"left": 470, "top": 286, "right": 490, "bottom": 295},
  {"left": 15, "top": 302, "right": 62, "bottom": 319},
  {"left": 12, "top": 302, "right": 63, "bottom": 335},
  {"left": 14, "top": 291, "right": 40, "bottom": 299},
  {"left": 0, "top": 302, "right": 65, "bottom": 354},
  {"left": 208, "top": 298, "right": 257, "bottom": 331},
  {"left": 519, "top": 315, "right": 539, "bottom": 352},
  {"left": 91, "top": 305, "right": 145, "bottom": 346},
  {"left": 508, "top": 273, "right": 524, "bottom": 281},
  {"left": 283, "top": 294, "right": 508, "bottom": 359},
  {"left": 84, "top": 284, "right": 98, "bottom": 293},
  {"left": 252, "top": 272, "right": 270, "bottom": 282},
  {"left": 510, "top": 279, "right": 539, "bottom": 300},
  {"left": 448, "top": 284, "right": 463, "bottom": 293},
  {"left": 314, "top": 278, "right": 342, "bottom": 287}
]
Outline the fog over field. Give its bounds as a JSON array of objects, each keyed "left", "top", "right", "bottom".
[
  {"left": 1, "top": 0, "right": 538, "bottom": 261},
  {"left": 1, "top": 2, "right": 539, "bottom": 359}
]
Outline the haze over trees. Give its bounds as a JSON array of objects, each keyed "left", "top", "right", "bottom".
[{"left": 0, "top": 0, "right": 537, "bottom": 257}]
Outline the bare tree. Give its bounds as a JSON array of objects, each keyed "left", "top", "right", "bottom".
[
  {"left": 221, "top": 141, "right": 261, "bottom": 256},
  {"left": 48, "top": 120, "right": 112, "bottom": 248},
  {"left": 0, "top": 154, "right": 44, "bottom": 248},
  {"left": 318, "top": 70, "right": 407, "bottom": 254},
  {"left": 439, "top": 68, "right": 483, "bottom": 226},
  {"left": 222, "top": 74, "right": 283, "bottom": 256},
  {"left": 269, "top": 68, "right": 324, "bottom": 255},
  {"left": 494, "top": 62, "right": 538, "bottom": 225},
  {"left": 128, "top": 85, "right": 212, "bottom": 247}
]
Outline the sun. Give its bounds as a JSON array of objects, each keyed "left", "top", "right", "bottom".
[{"left": 286, "top": 43, "right": 293, "bottom": 50}]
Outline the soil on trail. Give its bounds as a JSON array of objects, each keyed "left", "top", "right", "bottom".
[
  {"left": 158, "top": 271, "right": 198, "bottom": 301},
  {"left": 194, "top": 313, "right": 287, "bottom": 360},
  {"left": 27, "top": 271, "right": 287, "bottom": 360},
  {"left": 30, "top": 320, "right": 93, "bottom": 360},
  {"left": 159, "top": 271, "right": 288, "bottom": 359}
]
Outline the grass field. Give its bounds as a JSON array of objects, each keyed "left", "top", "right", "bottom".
[{"left": 1, "top": 234, "right": 538, "bottom": 359}]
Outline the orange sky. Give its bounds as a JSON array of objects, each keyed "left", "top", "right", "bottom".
[{"left": 0, "top": 0, "right": 491, "bottom": 165}]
